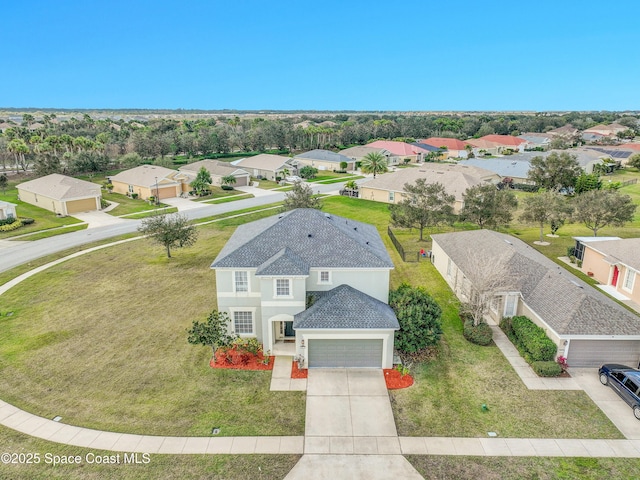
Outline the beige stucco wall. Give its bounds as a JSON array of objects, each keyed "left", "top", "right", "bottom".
[
  {"left": 360, "top": 187, "right": 464, "bottom": 213},
  {"left": 296, "top": 158, "right": 354, "bottom": 172},
  {"left": 17, "top": 188, "right": 65, "bottom": 214},
  {"left": 619, "top": 266, "right": 640, "bottom": 304},
  {"left": 111, "top": 181, "right": 180, "bottom": 200},
  {"left": 581, "top": 248, "right": 611, "bottom": 284}
]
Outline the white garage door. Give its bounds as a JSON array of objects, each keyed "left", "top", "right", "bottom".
[
  {"left": 568, "top": 340, "right": 640, "bottom": 368},
  {"left": 308, "top": 339, "right": 383, "bottom": 368}
]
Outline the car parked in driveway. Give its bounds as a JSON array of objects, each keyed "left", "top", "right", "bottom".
[{"left": 599, "top": 364, "right": 640, "bottom": 419}]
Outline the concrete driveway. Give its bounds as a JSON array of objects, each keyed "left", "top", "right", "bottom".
[
  {"left": 571, "top": 368, "right": 640, "bottom": 439},
  {"left": 71, "top": 210, "right": 130, "bottom": 228}
]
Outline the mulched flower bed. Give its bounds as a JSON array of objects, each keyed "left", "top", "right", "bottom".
[
  {"left": 209, "top": 348, "right": 274, "bottom": 371},
  {"left": 291, "top": 362, "right": 308, "bottom": 379},
  {"left": 384, "top": 369, "right": 414, "bottom": 389}
]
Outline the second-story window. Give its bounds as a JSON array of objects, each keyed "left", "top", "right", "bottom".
[
  {"left": 319, "top": 271, "right": 330, "bottom": 284},
  {"left": 234, "top": 271, "right": 248, "bottom": 292},
  {"left": 276, "top": 278, "right": 290, "bottom": 297}
]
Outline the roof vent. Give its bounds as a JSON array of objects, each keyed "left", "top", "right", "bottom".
[
  {"left": 366, "top": 241, "right": 370, "bottom": 245},
  {"left": 325, "top": 213, "right": 331, "bottom": 219},
  {"left": 353, "top": 227, "right": 357, "bottom": 231},
  {"left": 308, "top": 234, "right": 312, "bottom": 238}
]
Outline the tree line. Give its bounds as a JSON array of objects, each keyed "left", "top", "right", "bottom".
[{"left": 0, "top": 111, "right": 638, "bottom": 176}]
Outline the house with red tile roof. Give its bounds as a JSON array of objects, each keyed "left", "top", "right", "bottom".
[
  {"left": 466, "top": 135, "right": 528, "bottom": 155},
  {"left": 365, "top": 140, "right": 430, "bottom": 163},
  {"left": 420, "top": 138, "right": 470, "bottom": 159}
]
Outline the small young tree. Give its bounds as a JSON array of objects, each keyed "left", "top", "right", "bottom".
[
  {"left": 344, "top": 179, "right": 358, "bottom": 191},
  {"left": 390, "top": 179, "right": 455, "bottom": 241},
  {"left": 389, "top": 283, "right": 442, "bottom": 353},
  {"left": 339, "top": 161, "right": 348, "bottom": 171},
  {"left": 190, "top": 167, "right": 212, "bottom": 196},
  {"left": 574, "top": 172, "right": 602, "bottom": 194},
  {"left": 299, "top": 165, "right": 318, "bottom": 179},
  {"left": 572, "top": 189, "right": 637, "bottom": 236},
  {"left": 628, "top": 153, "right": 640, "bottom": 170},
  {"left": 187, "top": 310, "right": 238, "bottom": 356},
  {"left": 282, "top": 181, "right": 322, "bottom": 211},
  {"left": 0, "top": 173, "right": 7, "bottom": 194},
  {"left": 519, "top": 190, "right": 572, "bottom": 243},
  {"left": 138, "top": 212, "right": 198, "bottom": 258}
]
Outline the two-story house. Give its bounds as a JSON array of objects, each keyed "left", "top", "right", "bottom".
[{"left": 210, "top": 208, "right": 399, "bottom": 368}]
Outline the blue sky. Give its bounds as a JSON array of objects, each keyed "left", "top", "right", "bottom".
[{"left": 2, "top": 0, "right": 639, "bottom": 111}]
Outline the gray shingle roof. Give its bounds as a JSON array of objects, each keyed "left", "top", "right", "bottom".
[
  {"left": 294, "top": 149, "right": 355, "bottom": 164},
  {"left": 211, "top": 209, "right": 394, "bottom": 270},
  {"left": 582, "top": 238, "right": 640, "bottom": 272},
  {"left": 17, "top": 174, "right": 101, "bottom": 200},
  {"left": 255, "top": 247, "right": 310, "bottom": 276},
  {"left": 458, "top": 158, "right": 532, "bottom": 179},
  {"left": 431, "top": 229, "right": 640, "bottom": 337},
  {"left": 294, "top": 284, "right": 399, "bottom": 329}
]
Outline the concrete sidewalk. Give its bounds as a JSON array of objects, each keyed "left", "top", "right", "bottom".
[{"left": 270, "top": 356, "right": 307, "bottom": 391}]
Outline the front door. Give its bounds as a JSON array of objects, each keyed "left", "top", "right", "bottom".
[
  {"left": 612, "top": 266, "right": 620, "bottom": 286},
  {"left": 284, "top": 321, "right": 294, "bottom": 337}
]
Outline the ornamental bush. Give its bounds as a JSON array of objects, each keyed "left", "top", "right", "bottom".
[
  {"left": 0, "top": 219, "right": 23, "bottom": 232},
  {"left": 511, "top": 315, "right": 556, "bottom": 362},
  {"left": 20, "top": 217, "right": 35, "bottom": 225},
  {"left": 532, "top": 361, "right": 562, "bottom": 377},
  {"left": 463, "top": 318, "right": 493, "bottom": 346},
  {"left": 389, "top": 283, "right": 442, "bottom": 353}
]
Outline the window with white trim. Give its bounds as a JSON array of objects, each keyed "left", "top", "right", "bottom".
[
  {"left": 623, "top": 268, "right": 636, "bottom": 291},
  {"left": 504, "top": 295, "right": 517, "bottom": 317},
  {"left": 275, "top": 278, "right": 291, "bottom": 297},
  {"left": 234, "top": 271, "right": 248, "bottom": 292},
  {"left": 319, "top": 271, "right": 331, "bottom": 284},
  {"left": 388, "top": 191, "right": 395, "bottom": 202},
  {"left": 233, "top": 311, "right": 253, "bottom": 334},
  {"left": 446, "top": 258, "right": 452, "bottom": 278}
]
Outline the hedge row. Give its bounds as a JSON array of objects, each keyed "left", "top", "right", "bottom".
[
  {"left": 532, "top": 361, "right": 563, "bottom": 377},
  {"left": 0, "top": 219, "right": 24, "bottom": 232},
  {"left": 511, "top": 316, "right": 557, "bottom": 362}
]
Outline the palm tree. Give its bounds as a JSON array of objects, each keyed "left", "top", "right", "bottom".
[
  {"left": 360, "top": 152, "right": 388, "bottom": 178},
  {"left": 221, "top": 174, "right": 237, "bottom": 189}
]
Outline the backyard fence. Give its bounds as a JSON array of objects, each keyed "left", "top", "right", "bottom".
[{"left": 387, "top": 226, "right": 429, "bottom": 263}]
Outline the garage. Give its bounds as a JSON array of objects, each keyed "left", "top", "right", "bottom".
[
  {"left": 568, "top": 340, "right": 640, "bottom": 368},
  {"left": 233, "top": 175, "right": 249, "bottom": 186},
  {"left": 308, "top": 339, "right": 383, "bottom": 368},
  {"left": 156, "top": 186, "right": 177, "bottom": 199},
  {"left": 66, "top": 197, "right": 98, "bottom": 214}
]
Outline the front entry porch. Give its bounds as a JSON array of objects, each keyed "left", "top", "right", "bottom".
[{"left": 272, "top": 340, "right": 296, "bottom": 356}]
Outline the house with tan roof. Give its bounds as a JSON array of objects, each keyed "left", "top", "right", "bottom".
[
  {"left": 359, "top": 163, "right": 498, "bottom": 213},
  {"left": 110, "top": 165, "right": 191, "bottom": 200},
  {"left": 431, "top": 229, "right": 640, "bottom": 367},
  {"left": 420, "top": 138, "right": 470, "bottom": 159},
  {"left": 365, "top": 140, "right": 431, "bottom": 163},
  {"left": 232, "top": 154, "right": 293, "bottom": 181},
  {"left": 179, "top": 160, "right": 250, "bottom": 187},
  {"left": 339, "top": 145, "right": 397, "bottom": 165},
  {"left": 583, "top": 123, "right": 627, "bottom": 137},
  {"left": 466, "top": 135, "right": 528, "bottom": 155},
  {"left": 293, "top": 149, "right": 356, "bottom": 171},
  {"left": 548, "top": 124, "right": 579, "bottom": 139},
  {"left": 17, "top": 174, "right": 102, "bottom": 216}
]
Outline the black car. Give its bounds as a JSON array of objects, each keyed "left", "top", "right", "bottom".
[{"left": 599, "top": 364, "right": 640, "bottom": 420}]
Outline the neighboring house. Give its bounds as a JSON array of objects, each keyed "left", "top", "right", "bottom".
[
  {"left": 458, "top": 157, "right": 533, "bottom": 184},
  {"left": 466, "top": 135, "right": 528, "bottom": 155},
  {"left": 339, "top": 146, "right": 397, "bottom": 166},
  {"left": 576, "top": 237, "right": 640, "bottom": 307},
  {"left": 585, "top": 146, "right": 635, "bottom": 166},
  {"left": 293, "top": 149, "right": 356, "bottom": 172},
  {"left": 547, "top": 124, "right": 579, "bottom": 139},
  {"left": 232, "top": 154, "right": 293, "bottom": 180},
  {"left": 17, "top": 174, "right": 102, "bottom": 216},
  {"left": 0, "top": 200, "right": 17, "bottom": 220},
  {"left": 179, "top": 160, "right": 250, "bottom": 187},
  {"left": 420, "top": 138, "right": 470, "bottom": 159},
  {"left": 411, "top": 142, "right": 446, "bottom": 159},
  {"left": 365, "top": 140, "right": 431, "bottom": 163},
  {"left": 210, "top": 208, "right": 399, "bottom": 368},
  {"left": 582, "top": 132, "right": 607, "bottom": 143},
  {"left": 359, "top": 163, "right": 498, "bottom": 213},
  {"left": 0, "top": 122, "right": 16, "bottom": 133},
  {"left": 568, "top": 147, "right": 619, "bottom": 173},
  {"left": 583, "top": 123, "right": 627, "bottom": 138},
  {"left": 518, "top": 133, "right": 551, "bottom": 150},
  {"left": 431, "top": 230, "right": 640, "bottom": 367},
  {"left": 110, "top": 165, "right": 191, "bottom": 200}
]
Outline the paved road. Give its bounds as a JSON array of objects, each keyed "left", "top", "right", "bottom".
[{"left": 0, "top": 182, "right": 346, "bottom": 274}]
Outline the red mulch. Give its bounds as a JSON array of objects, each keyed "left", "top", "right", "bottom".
[
  {"left": 384, "top": 369, "right": 414, "bottom": 389},
  {"left": 291, "top": 362, "right": 308, "bottom": 379},
  {"left": 209, "top": 348, "right": 274, "bottom": 371}
]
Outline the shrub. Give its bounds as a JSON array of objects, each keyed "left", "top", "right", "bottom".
[
  {"left": 463, "top": 319, "right": 493, "bottom": 346},
  {"left": 511, "top": 316, "right": 556, "bottom": 361},
  {"left": 221, "top": 185, "right": 234, "bottom": 190},
  {"left": 513, "top": 183, "right": 539, "bottom": 192},
  {"left": 131, "top": 193, "right": 139, "bottom": 199},
  {"left": 275, "top": 177, "right": 282, "bottom": 182},
  {"left": 0, "top": 219, "right": 23, "bottom": 232},
  {"left": 390, "top": 283, "right": 442, "bottom": 353},
  {"left": 567, "top": 246, "right": 576, "bottom": 258},
  {"left": 0, "top": 215, "right": 15, "bottom": 226},
  {"left": 233, "top": 337, "right": 262, "bottom": 356},
  {"left": 20, "top": 217, "right": 35, "bottom": 225},
  {"left": 532, "top": 361, "right": 562, "bottom": 377}
]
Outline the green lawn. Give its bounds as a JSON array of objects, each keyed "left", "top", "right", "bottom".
[
  {"left": 0, "top": 180, "right": 83, "bottom": 239},
  {"left": 406, "top": 456, "right": 640, "bottom": 480},
  {"left": 192, "top": 186, "right": 247, "bottom": 202},
  {"left": 204, "top": 193, "right": 254, "bottom": 204},
  {"left": 0, "top": 425, "right": 300, "bottom": 480},
  {"left": 0, "top": 225, "right": 305, "bottom": 437},
  {"left": 254, "top": 179, "right": 281, "bottom": 189},
  {"left": 13, "top": 223, "right": 89, "bottom": 241},
  {"left": 102, "top": 191, "right": 172, "bottom": 216}
]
